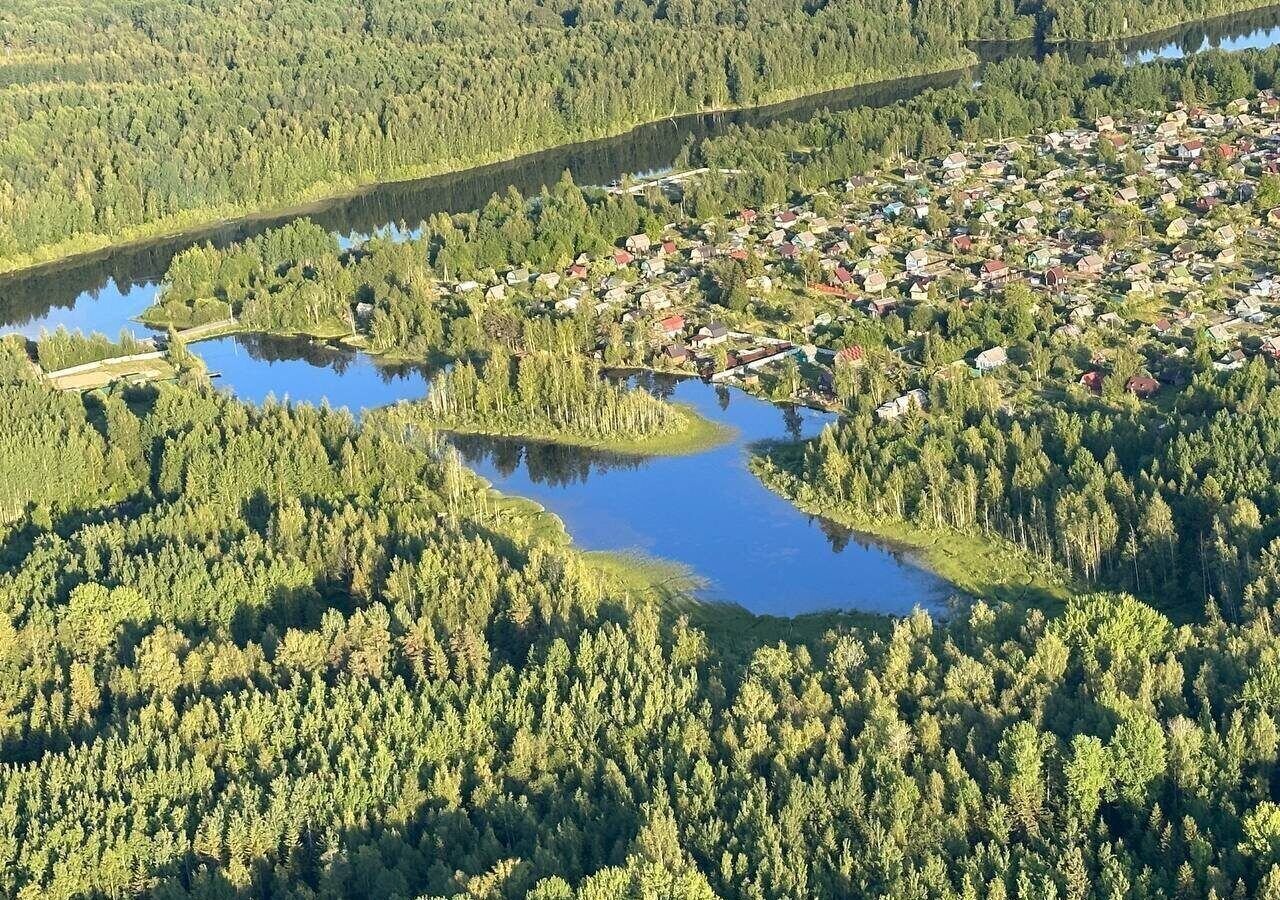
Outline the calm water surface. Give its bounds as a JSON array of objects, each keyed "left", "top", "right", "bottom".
[
  {"left": 6, "top": 8, "right": 1280, "bottom": 615},
  {"left": 451, "top": 374, "right": 950, "bottom": 616},
  {"left": 192, "top": 337, "right": 953, "bottom": 616}
]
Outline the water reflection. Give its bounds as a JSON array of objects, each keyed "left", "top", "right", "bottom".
[
  {"left": 1118, "top": 6, "right": 1280, "bottom": 62},
  {"left": 448, "top": 433, "right": 649, "bottom": 487},
  {"left": 449, "top": 375, "right": 952, "bottom": 617},
  {"left": 196, "top": 334, "right": 432, "bottom": 414}
]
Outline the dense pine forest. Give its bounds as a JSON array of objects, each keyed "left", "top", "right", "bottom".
[
  {"left": 17, "top": 7, "right": 1280, "bottom": 897},
  {"left": 4, "top": 333, "right": 1280, "bottom": 898},
  {"left": 0, "top": 0, "right": 1269, "bottom": 274},
  {"left": 407, "top": 347, "right": 699, "bottom": 447},
  {"left": 758, "top": 359, "right": 1280, "bottom": 620}
]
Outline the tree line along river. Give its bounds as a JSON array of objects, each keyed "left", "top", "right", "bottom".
[{"left": 3, "top": 8, "right": 1280, "bottom": 616}]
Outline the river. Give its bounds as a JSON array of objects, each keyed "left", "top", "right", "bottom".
[{"left": 5, "top": 7, "right": 1280, "bottom": 617}]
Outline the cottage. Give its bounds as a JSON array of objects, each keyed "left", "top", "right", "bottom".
[
  {"left": 836, "top": 345, "right": 865, "bottom": 367},
  {"left": 862, "top": 271, "right": 888, "bottom": 294},
  {"left": 876, "top": 389, "right": 927, "bottom": 421},
  {"left": 1166, "top": 217, "right": 1190, "bottom": 239},
  {"left": 1046, "top": 265, "right": 1068, "bottom": 289},
  {"left": 639, "top": 288, "right": 670, "bottom": 311},
  {"left": 1079, "top": 370, "right": 1104, "bottom": 394},
  {"left": 1116, "top": 186, "right": 1140, "bottom": 204},
  {"left": 690, "top": 323, "right": 730, "bottom": 349},
  {"left": 657, "top": 314, "right": 685, "bottom": 337},
  {"left": 1027, "top": 248, "right": 1055, "bottom": 271},
  {"left": 979, "top": 259, "right": 1009, "bottom": 283},
  {"left": 1125, "top": 375, "right": 1160, "bottom": 399},
  {"left": 975, "top": 346, "right": 1008, "bottom": 372},
  {"left": 1077, "top": 254, "right": 1105, "bottom": 277},
  {"left": 1215, "top": 349, "right": 1246, "bottom": 371},
  {"left": 625, "top": 233, "right": 651, "bottom": 254},
  {"left": 868, "top": 297, "right": 898, "bottom": 317},
  {"left": 905, "top": 248, "right": 930, "bottom": 272},
  {"left": 661, "top": 344, "right": 690, "bottom": 363},
  {"left": 1206, "top": 322, "right": 1234, "bottom": 343}
]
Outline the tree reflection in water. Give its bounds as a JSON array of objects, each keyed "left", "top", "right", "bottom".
[
  {"left": 445, "top": 433, "right": 649, "bottom": 488},
  {"left": 232, "top": 333, "right": 433, "bottom": 384}
]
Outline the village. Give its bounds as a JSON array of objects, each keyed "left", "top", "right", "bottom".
[{"left": 432, "top": 90, "right": 1280, "bottom": 422}]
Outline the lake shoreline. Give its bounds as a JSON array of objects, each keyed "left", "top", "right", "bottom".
[
  {"left": 748, "top": 448, "right": 1073, "bottom": 610},
  {"left": 1039, "top": 0, "right": 1280, "bottom": 47},
  {"left": 412, "top": 402, "right": 736, "bottom": 458}
]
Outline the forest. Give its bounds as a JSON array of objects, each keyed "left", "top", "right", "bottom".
[
  {"left": 401, "top": 345, "right": 703, "bottom": 449},
  {"left": 14, "top": 16, "right": 1280, "bottom": 899},
  {"left": 757, "top": 357, "right": 1280, "bottom": 620},
  {"left": 0, "top": 0, "right": 1266, "bottom": 274},
  {"left": 4, "top": 329, "right": 1280, "bottom": 898}
]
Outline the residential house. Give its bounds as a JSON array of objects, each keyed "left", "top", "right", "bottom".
[
  {"left": 1077, "top": 254, "right": 1105, "bottom": 277},
  {"left": 979, "top": 259, "right": 1009, "bottom": 283},
  {"left": 625, "top": 233, "right": 651, "bottom": 254},
  {"left": 975, "top": 346, "right": 1008, "bottom": 372},
  {"left": 1126, "top": 375, "right": 1160, "bottom": 399},
  {"left": 863, "top": 271, "right": 888, "bottom": 294},
  {"left": 905, "top": 248, "right": 930, "bottom": 272},
  {"left": 690, "top": 323, "right": 730, "bottom": 348},
  {"left": 657, "top": 314, "right": 685, "bottom": 338}
]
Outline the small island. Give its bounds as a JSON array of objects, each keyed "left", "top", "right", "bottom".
[{"left": 382, "top": 350, "right": 729, "bottom": 455}]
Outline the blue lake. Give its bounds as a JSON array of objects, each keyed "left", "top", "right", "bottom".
[
  {"left": 449, "top": 374, "right": 952, "bottom": 616},
  {"left": 188, "top": 334, "right": 952, "bottom": 616},
  {"left": 197, "top": 334, "right": 433, "bottom": 412}
]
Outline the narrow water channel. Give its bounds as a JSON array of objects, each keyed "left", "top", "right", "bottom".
[{"left": 5, "top": 7, "right": 1280, "bottom": 616}]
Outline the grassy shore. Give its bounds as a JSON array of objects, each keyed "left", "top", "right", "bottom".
[
  {"left": 469, "top": 470, "right": 890, "bottom": 662},
  {"left": 432, "top": 403, "right": 733, "bottom": 457},
  {"left": 749, "top": 447, "right": 1075, "bottom": 611}
]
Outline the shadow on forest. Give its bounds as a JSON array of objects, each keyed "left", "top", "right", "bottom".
[{"left": 103, "top": 780, "right": 647, "bottom": 899}]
